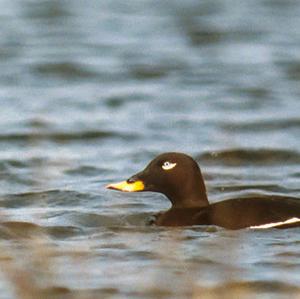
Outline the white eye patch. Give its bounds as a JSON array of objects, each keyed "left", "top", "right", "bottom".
[{"left": 162, "top": 161, "right": 177, "bottom": 170}]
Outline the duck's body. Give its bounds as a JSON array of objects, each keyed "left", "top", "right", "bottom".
[
  {"left": 155, "top": 196, "right": 300, "bottom": 229},
  {"left": 107, "top": 152, "right": 300, "bottom": 230}
]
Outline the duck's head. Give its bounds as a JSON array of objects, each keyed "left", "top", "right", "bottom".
[{"left": 106, "top": 152, "right": 208, "bottom": 208}]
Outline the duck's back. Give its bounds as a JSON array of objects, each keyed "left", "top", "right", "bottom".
[{"left": 208, "top": 196, "right": 300, "bottom": 229}]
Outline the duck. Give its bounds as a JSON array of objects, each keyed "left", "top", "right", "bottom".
[{"left": 106, "top": 152, "right": 300, "bottom": 229}]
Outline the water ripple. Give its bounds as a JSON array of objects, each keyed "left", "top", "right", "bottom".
[
  {"left": 0, "top": 130, "right": 138, "bottom": 143},
  {"left": 198, "top": 148, "right": 300, "bottom": 165}
]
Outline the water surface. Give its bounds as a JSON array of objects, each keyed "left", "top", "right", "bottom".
[{"left": 1, "top": 0, "right": 300, "bottom": 298}]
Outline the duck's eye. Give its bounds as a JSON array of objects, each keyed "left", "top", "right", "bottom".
[{"left": 162, "top": 161, "right": 177, "bottom": 170}]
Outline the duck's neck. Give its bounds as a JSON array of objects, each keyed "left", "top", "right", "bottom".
[
  {"left": 170, "top": 193, "right": 209, "bottom": 209},
  {"left": 168, "top": 175, "right": 209, "bottom": 209}
]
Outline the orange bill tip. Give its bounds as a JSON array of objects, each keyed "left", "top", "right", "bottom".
[{"left": 106, "top": 180, "right": 144, "bottom": 192}]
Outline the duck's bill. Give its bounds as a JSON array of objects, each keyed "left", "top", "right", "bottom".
[{"left": 106, "top": 180, "right": 145, "bottom": 192}]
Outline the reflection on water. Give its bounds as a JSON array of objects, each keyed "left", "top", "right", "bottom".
[{"left": 0, "top": 0, "right": 300, "bottom": 298}]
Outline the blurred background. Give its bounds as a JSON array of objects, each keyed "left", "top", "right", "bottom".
[{"left": 0, "top": 0, "right": 300, "bottom": 298}]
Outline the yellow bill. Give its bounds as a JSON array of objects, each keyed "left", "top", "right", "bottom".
[{"left": 106, "top": 180, "right": 144, "bottom": 192}]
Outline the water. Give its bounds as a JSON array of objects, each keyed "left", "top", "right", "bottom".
[{"left": 0, "top": 0, "right": 300, "bottom": 298}]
